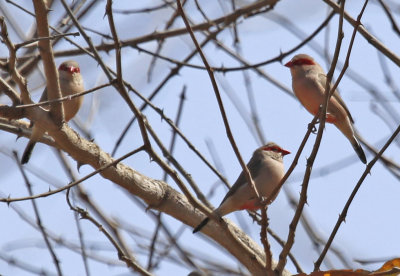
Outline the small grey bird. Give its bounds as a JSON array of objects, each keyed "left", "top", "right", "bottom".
[
  {"left": 285, "top": 54, "right": 366, "bottom": 164},
  {"left": 21, "top": 60, "right": 84, "bottom": 164},
  {"left": 193, "top": 142, "right": 290, "bottom": 233}
]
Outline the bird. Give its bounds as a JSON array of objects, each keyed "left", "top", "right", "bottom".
[
  {"left": 193, "top": 142, "right": 290, "bottom": 233},
  {"left": 21, "top": 60, "right": 84, "bottom": 164},
  {"left": 285, "top": 54, "right": 367, "bottom": 164}
]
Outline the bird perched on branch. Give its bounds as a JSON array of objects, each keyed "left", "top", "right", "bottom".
[
  {"left": 193, "top": 142, "right": 290, "bottom": 233},
  {"left": 285, "top": 54, "right": 366, "bottom": 164},
  {"left": 21, "top": 60, "right": 84, "bottom": 164}
]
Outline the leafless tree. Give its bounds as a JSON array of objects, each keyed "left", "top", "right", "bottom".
[{"left": 0, "top": 1, "right": 399, "bottom": 275}]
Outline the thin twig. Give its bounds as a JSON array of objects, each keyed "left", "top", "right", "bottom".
[
  {"left": 13, "top": 151, "right": 63, "bottom": 276},
  {"left": 113, "top": 2, "right": 173, "bottom": 14},
  {"left": 314, "top": 120, "right": 400, "bottom": 270},
  {"left": 105, "top": 0, "right": 209, "bottom": 219},
  {"left": 323, "top": 0, "right": 400, "bottom": 67},
  {"left": 16, "top": 82, "right": 113, "bottom": 110},
  {"left": 377, "top": 0, "right": 400, "bottom": 37},
  {"left": 66, "top": 197, "right": 153, "bottom": 275},
  {"left": 6, "top": 0, "right": 279, "bottom": 63},
  {"left": 0, "top": 16, "right": 30, "bottom": 104},
  {"left": 147, "top": 86, "right": 195, "bottom": 270},
  {"left": 146, "top": 0, "right": 187, "bottom": 82},
  {"left": 312, "top": 0, "right": 371, "bottom": 270},
  {"left": 0, "top": 147, "right": 146, "bottom": 203},
  {"left": 14, "top": 31, "right": 80, "bottom": 49},
  {"left": 0, "top": 251, "right": 58, "bottom": 276},
  {"left": 260, "top": 206, "right": 273, "bottom": 275},
  {"left": 110, "top": 30, "right": 231, "bottom": 192},
  {"left": 275, "top": 0, "right": 348, "bottom": 272},
  {"left": 176, "top": 0, "right": 261, "bottom": 210}
]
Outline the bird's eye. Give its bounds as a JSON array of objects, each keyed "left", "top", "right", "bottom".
[{"left": 264, "top": 146, "right": 279, "bottom": 152}]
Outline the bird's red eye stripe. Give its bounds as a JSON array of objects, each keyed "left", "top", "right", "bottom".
[
  {"left": 263, "top": 146, "right": 290, "bottom": 155},
  {"left": 58, "top": 64, "right": 80, "bottom": 73},
  {"left": 292, "top": 58, "right": 315, "bottom": 66},
  {"left": 263, "top": 146, "right": 279, "bottom": 152},
  {"left": 285, "top": 58, "right": 315, "bottom": 67}
]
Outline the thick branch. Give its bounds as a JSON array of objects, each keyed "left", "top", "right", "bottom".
[
  {"left": 32, "top": 0, "right": 64, "bottom": 123},
  {"left": 38, "top": 123, "right": 290, "bottom": 276}
]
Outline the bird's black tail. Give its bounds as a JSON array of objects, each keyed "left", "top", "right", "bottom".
[
  {"left": 193, "top": 217, "right": 209, "bottom": 233},
  {"left": 352, "top": 139, "right": 367, "bottom": 164},
  {"left": 21, "top": 142, "right": 36, "bottom": 164}
]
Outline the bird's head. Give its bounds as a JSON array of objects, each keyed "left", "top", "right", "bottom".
[
  {"left": 259, "top": 142, "right": 290, "bottom": 161},
  {"left": 58, "top": 60, "right": 81, "bottom": 81}
]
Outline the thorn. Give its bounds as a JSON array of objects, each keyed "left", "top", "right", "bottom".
[
  {"left": 221, "top": 63, "right": 225, "bottom": 75},
  {"left": 160, "top": 109, "right": 164, "bottom": 121},
  {"left": 279, "top": 49, "right": 284, "bottom": 63},
  {"left": 77, "top": 162, "right": 84, "bottom": 172},
  {"left": 180, "top": 86, "right": 186, "bottom": 100}
]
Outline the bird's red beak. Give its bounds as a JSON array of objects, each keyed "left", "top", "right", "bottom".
[
  {"left": 284, "top": 61, "right": 293, "bottom": 68},
  {"left": 281, "top": 149, "right": 291, "bottom": 156}
]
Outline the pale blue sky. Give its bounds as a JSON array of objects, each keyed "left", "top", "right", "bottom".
[{"left": 0, "top": 1, "right": 399, "bottom": 275}]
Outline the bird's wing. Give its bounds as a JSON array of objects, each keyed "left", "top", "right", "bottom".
[
  {"left": 219, "top": 154, "right": 262, "bottom": 205},
  {"left": 27, "top": 88, "right": 48, "bottom": 128},
  {"left": 318, "top": 73, "right": 354, "bottom": 123}
]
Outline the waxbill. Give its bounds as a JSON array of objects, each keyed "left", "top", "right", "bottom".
[
  {"left": 193, "top": 142, "right": 290, "bottom": 233},
  {"left": 21, "top": 60, "right": 84, "bottom": 164},
  {"left": 285, "top": 54, "right": 367, "bottom": 164}
]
